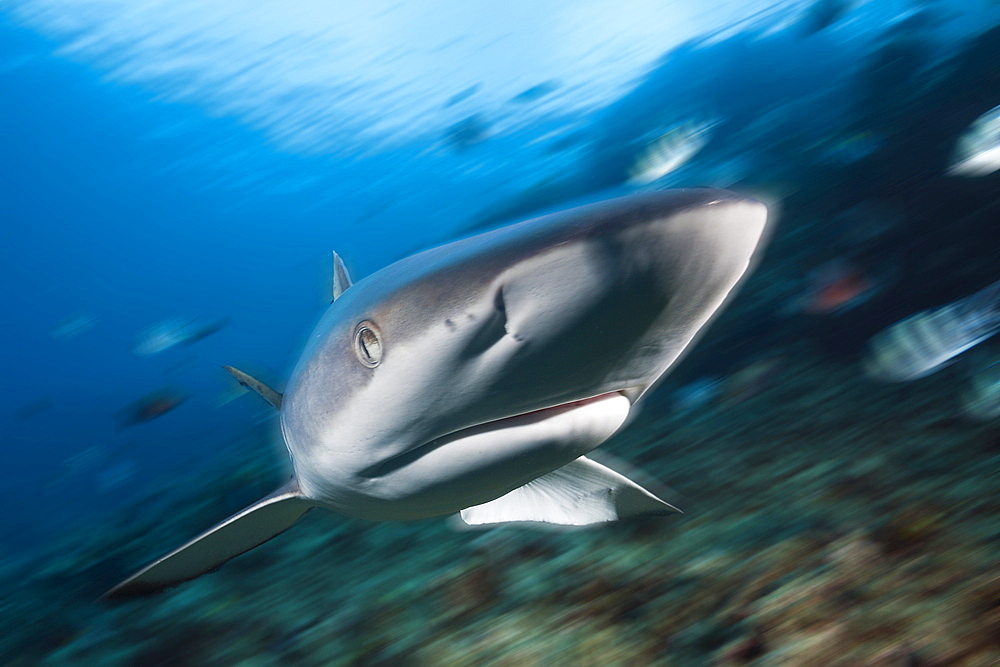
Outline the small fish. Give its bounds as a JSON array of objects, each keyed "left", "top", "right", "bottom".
[
  {"left": 784, "top": 259, "right": 877, "bottom": 316},
  {"left": 51, "top": 312, "right": 97, "bottom": 341},
  {"left": 863, "top": 280, "right": 1000, "bottom": 382},
  {"left": 722, "top": 356, "right": 785, "bottom": 404},
  {"left": 804, "top": 261, "right": 874, "bottom": 314},
  {"left": 95, "top": 461, "right": 137, "bottom": 494},
  {"left": 671, "top": 377, "right": 722, "bottom": 412},
  {"left": 948, "top": 105, "right": 1000, "bottom": 177},
  {"left": 961, "top": 359, "right": 1000, "bottom": 421},
  {"left": 443, "top": 84, "right": 480, "bottom": 108},
  {"left": 627, "top": 121, "right": 715, "bottom": 185},
  {"left": 818, "top": 131, "right": 885, "bottom": 165},
  {"left": 133, "top": 317, "right": 227, "bottom": 357},
  {"left": 445, "top": 114, "right": 489, "bottom": 152},
  {"left": 15, "top": 397, "right": 53, "bottom": 421},
  {"left": 799, "top": 0, "right": 852, "bottom": 35},
  {"left": 118, "top": 388, "right": 188, "bottom": 429},
  {"left": 509, "top": 80, "right": 560, "bottom": 104},
  {"left": 46, "top": 444, "right": 110, "bottom": 489}
]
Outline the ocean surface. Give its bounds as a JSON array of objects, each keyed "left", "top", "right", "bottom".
[{"left": 2, "top": 0, "right": 999, "bottom": 664}]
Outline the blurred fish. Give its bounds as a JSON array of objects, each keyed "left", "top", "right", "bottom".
[
  {"left": 786, "top": 259, "right": 878, "bottom": 316},
  {"left": 627, "top": 121, "right": 715, "bottom": 185},
  {"left": 62, "top": 446, "right": 107, "bottom": 486},
  {"left": 443, "top": 84, "right": 480, "bottom": 108},
  {"left": 818, "top": 130, "right": 885, "bottom": 165},
  {"left": 51, "top": 312, "right": 97, "bottom": 341},
  {"left": 46, "top": 443, "right": 114, "bottom": 490},
  {"left": 948, "top": 104, "right": 1000, "bottom": 177},
  {"left": 722, "top": 356, "right": 785, "bottom": 405},
  {"left": 961, "top": 359, "right": 1000, "bottom": 421},
  {"left": 445, "top": 114, "right": 489, "bottom": 152},
  {"left": 95, "top": 461, "right": 137, "bottom": 494},
  {"left": 805, "top": 262, "right": 873, "bottom": 315},
  {"left": 15, "top": 397, "right": 53, "bottom": 421},
  {"left": 118, "top": 388, "right": 187, "bottom": 429},
  {"left": 863, "top": 280, "right": 1000, "bottom": 382},
  {"left": 509, "top": 80, "right": 560, "bottom": 104},
  {"left": 830, "top": 201, "right": 903, "bottom": 250},
  {"left": 133, "top": 316, "right": 227, "bottom": 356},
  {"left": 798, "top": 0, "right": 852, "bottom": 35},
  {"left": 540, "top": 129, "right": 588, "bottom": 154},
  {"left": 671, "top": 377, "right": 722, "bottom": 413}
]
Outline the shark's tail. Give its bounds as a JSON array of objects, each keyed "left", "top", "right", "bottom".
[{"left": 104, "top": 479, "right": 314, "bottom": 600}]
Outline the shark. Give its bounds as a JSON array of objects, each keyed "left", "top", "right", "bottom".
[{"left": 105, "top": 188, "right": 768, "bottom": 599}]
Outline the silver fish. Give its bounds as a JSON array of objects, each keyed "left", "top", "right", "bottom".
[
  {"left": 863, "top": 280, "right": 1000, "bottom": 382},
  {"left": 51, "top": 312, "right": 98, "bottom": 341},
  {"left": 948, "top": 105, "right": 1000, "bottom": 177},
  {"left": 133, "top": 317, "right": 226, "bottom": 357},
  {"left": 961, "top": 360, "right": 1000, "bottom": 421},
  {"left": 627, "top": 121, "right": 715, "bottom": 185}
]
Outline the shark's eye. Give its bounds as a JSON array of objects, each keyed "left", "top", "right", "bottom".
[{"left": 354, "top": 321, "right": 382, "bottom": 368}]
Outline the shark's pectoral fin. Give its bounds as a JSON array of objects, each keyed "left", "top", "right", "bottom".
[
  {"left": 459, "top": 456, "right": 680, "bottom": 527},
  {"left": 104, "top": 480, "right": 313, "bottom": 600},
  {"left": 222, "top": 365, "right": 283, "bottom": 409}
]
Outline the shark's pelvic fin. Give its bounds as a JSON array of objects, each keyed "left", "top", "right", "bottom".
[
  {"left": 459, "top": 456, "right": 680, "bottom": 527},
  {"left": 104, "top": 479, "right": 313, "bottom": 600},
  {"left": 332, "top": 251, "right": 353, "bottom": 301},
  {"left": 223, "top": 365, "right": 283, "bottom": 410}
]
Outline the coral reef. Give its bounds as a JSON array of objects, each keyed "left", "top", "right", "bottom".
[{"left": 1, "top": 353, "right": 995, "bottom": 665}]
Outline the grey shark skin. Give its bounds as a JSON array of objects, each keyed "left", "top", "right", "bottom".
[{"left": 105, "top": 189, "right": 768, "bottom": 599}]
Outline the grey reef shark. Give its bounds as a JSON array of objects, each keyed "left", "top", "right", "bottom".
[{"left": 106, "top": 188, "right": 769, "bottom": 599}]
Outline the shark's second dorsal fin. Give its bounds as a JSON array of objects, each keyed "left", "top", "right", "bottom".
[
  {"left": 332, "top": 251, "right": 353, "bottom": 301},
  {"left": 459, "top": 456, "right": 680, "bottom": 527},
  {"left": 223, "top": 365, "right": 283, "bottom": 410}
]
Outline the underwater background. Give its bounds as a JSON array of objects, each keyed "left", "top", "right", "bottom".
[{"left": 2, "top": 0, "right": 999, "bottom": 664}]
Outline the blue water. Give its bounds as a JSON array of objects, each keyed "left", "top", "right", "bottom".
[
  {"left": 1, "top": 10, "right": 518, "bottom": 537},
  {"left": 2, "top": 0, "right": 1000, "bottom": 663}
]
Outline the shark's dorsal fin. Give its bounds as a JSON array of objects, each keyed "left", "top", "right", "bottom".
[
  {"left": 223, "top": 365, "right": 283, "bottom": 410},
  {"left": 459, "top": 456, "right": 680, "bottom": 526},
  {"left": 332, "top": 251, "right": 353, "bottom": 301}
]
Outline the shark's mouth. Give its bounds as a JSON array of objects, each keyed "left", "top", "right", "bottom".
[
  {"left": 361, "top": 391, "right": 631, "bottom": 479},
  {"left": 473, "top": 391, "right": 628, "bottom": 430}
]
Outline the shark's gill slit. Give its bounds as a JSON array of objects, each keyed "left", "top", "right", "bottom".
[
  {"left": 494, "top": 285, "right": 507, "bottom": 316},
  {"left": 354, "top": 321, "right": 382, "bottom": 367},
  {"left": 495, "top": 284, "right": 522, "bottom": 340},
  {"left": 460, "top": 285, "right": 510, "bottom": 358}
]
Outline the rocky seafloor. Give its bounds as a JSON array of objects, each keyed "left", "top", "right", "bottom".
[{"left": 2, "top": 349, "right": 996, "bottom": 666}]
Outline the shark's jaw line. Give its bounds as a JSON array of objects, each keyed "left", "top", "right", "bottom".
[
  {"left": 359, "top": 390, "right": 631, "bottom": 480},
  {"left": 474, "top": 390, "right": 628, "bottom": 428},
  {"left": 358, "top": 389, "right": 630, "bottom": 479},
  {"left": 338, "top": 391, "right": 632, "bottom": 519}
]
